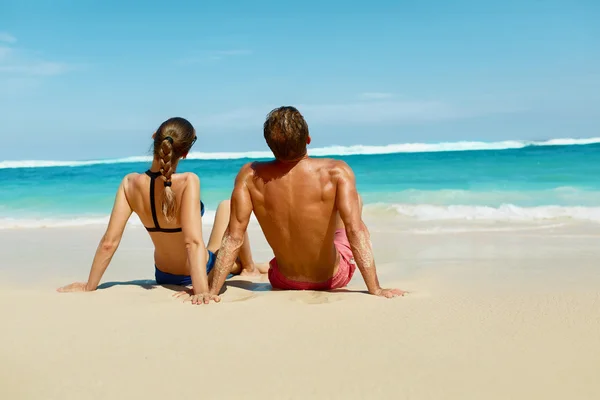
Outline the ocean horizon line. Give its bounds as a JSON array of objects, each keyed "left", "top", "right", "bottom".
[{"left": 1, "top": 136, "right": 599, "bottom": 170}]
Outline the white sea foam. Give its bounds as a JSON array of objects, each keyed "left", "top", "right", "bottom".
[
  {"left": 0, "top": 156, "right": 151, "bottom": 169},
  {"left": 406, "top": 223, "right": 567, "bottom": 235},
  {"left": 0, "top": 210, "right": 223, "bottom": 230},
  {"left": 1, "top": 137, "right": 599, "bottom": 169},
  {"left": 366, "top": 187, "right": 600, "bottom": 208},
  {"left": 0, "top": 216, "right": 112, "bottom": 230},
  {"left": 387, "top": 204, "right": 600, "bottom": 222}
]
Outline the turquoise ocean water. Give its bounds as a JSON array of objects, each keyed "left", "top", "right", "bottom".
[{"left": 1, "top": 138, "right": 600, "bottom": 228}]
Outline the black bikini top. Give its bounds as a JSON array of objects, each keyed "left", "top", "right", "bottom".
[{"left": 144, "top": 170, "right": 205, "bottom": 233}]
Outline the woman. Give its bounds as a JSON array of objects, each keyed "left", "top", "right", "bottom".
[{"left": 58, "top": 117, "right": 266, "bottom": 304}]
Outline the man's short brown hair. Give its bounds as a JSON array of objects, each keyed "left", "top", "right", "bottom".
[{"left": 263, "top": 106, "right": 309, "bottom": 161}]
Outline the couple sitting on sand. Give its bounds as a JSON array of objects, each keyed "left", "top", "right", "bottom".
[{"left": 58, "top": 106, "right": 406, "bottom": 303}]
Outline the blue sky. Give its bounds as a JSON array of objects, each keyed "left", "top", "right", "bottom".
[{"left": 0, "top": 0, "right": 598, "bottom": 160}]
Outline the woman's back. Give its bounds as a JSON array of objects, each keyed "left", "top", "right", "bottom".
[
  {"left": 57, "top": 116, "right": 267, "bottom": 298},
  {"left": 124, "top": 170, "right": 200, "bottom": 275}
]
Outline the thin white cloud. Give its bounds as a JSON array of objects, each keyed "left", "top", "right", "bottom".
[
  {"left": 361, "top": 92, "right": 394, "bottom": 99},
  {"left": 0, "top": 32, "right": 17, "bottom": 44},
  {"left": 0, "top": 61, "right": 71, "bottom": 76},
  {"left": 0, "top": 41, "right": 71, "bottom": 76},
  {"left": 197, "top": 100, "right": 479, "bottom": 130}
]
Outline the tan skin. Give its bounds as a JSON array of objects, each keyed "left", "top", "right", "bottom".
[
  {"left": 208, "top": 136, "right": 407, "bottom": 302},
  {"left": 57, "top": 154, "right": 268, "bottom": 304}
]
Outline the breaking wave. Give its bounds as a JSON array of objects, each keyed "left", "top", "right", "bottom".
[{"left": 2, "top": 137, "right": 599, "bottom": 169}]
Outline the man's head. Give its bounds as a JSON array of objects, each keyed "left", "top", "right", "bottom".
[{"left": 263, "top": 106, "right": 311, "bottom": 161}]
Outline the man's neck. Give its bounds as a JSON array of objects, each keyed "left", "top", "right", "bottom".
[{"left": 275, "top": 153, "right": 309, "bottom": 165}]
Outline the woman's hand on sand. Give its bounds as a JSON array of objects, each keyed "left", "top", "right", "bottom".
[
  {"left": 191, "top": 293, "right": 221, "bottom": 305},
  {"left": 57, "top": 282, "right": 89, "bottom": 293},
  {"left": 173, "top": 290, "right": 221, "bottom": 305},
  {"left": 372, "top": 288, "right": 407, "bottom": 298}
]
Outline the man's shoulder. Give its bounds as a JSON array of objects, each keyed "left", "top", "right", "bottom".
[
  {"left": 235, "top": 161, "right": 263, "bottom": 183},
  {"left": 314, "top": 158, "right": 353, "bottom": 178},
  {"left": 239, "top": 161, "right": 259, "bottom": 174}
]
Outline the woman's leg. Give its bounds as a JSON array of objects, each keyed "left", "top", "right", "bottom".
[
  {"left": 206, "top": 200, "right": 268, "bottom": 275},
  {"left": 206, "top": 200, "right": 231, "bottom": 253}
]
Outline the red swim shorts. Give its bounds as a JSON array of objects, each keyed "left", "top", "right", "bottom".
[{"left": 268, "top": 229, "right": 356, "bottom": 290}]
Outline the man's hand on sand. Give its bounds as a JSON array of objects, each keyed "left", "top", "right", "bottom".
[
  {"left": 372, "top": 288, "right": 407, "bottom": 298},
  {"left": 57, "top": 282, "right": 88, "bottom": 293},
  {"left": 173, "top": 290, "right": 220, "bottom": 305}
]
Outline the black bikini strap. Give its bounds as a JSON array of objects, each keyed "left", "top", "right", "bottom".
[
  {"left": 146, "top": 227, "right": 182, "bottom": 233},
  {"left": 145, "top": 170, "right": 161, "bottom": 179},
  {"left": 146, "top": 170, "right": 161, "bottom": 230}
]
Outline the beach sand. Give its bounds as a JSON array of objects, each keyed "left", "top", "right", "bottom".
[{"left": 0, "top": 218, "right": 599, "bottom": 399}]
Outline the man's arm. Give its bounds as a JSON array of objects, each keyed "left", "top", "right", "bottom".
[
  {"left": 209, "top": 165, "right": 254, "bottom": 301},
  {"left": 335, "top": 162, "right": 405, "bottom": 298}
]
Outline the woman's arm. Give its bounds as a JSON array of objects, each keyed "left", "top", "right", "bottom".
[
  {"left": 58, "top": 176, "right": 133, "bottom": 292},
  {"left": 179, "top": 173, "right": 209, "bottom": 303}
]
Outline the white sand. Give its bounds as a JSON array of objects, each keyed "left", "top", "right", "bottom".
[{"left": 0, "top": 219, "right": 599, "bottom": 399}]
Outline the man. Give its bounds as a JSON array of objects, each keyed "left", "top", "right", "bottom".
[{"left": 207, "top": 106, "right": 405, "bottom": 302}]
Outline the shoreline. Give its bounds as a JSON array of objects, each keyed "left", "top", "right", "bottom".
[
  {"left": 2, "top": 207, "right": 600, "bottom": 231},
  {"left": 1, "top": 218, "right": 599, "bottom": 287}
]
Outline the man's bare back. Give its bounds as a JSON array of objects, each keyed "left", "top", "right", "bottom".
[
  {"left": 243, "top": 157, "right": 350, "bottom": 282},
  {"left": 208, "top": 106, "right": 405, "bottom": 301}
]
